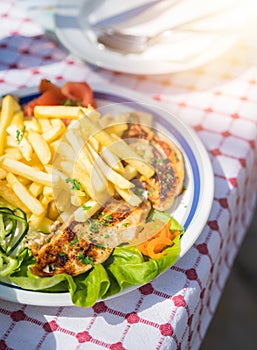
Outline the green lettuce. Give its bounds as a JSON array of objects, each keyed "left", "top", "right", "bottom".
[{"left": 3, "top": 214, "right": 183, "bottom": 308}]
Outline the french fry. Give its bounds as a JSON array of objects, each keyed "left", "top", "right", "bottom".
[
  {"left": 37, "top": 118, "right": 51, "bottom": 133},
  {"left": 0, "top": 95, "right": 20, "bottom": 155},
  {"left": 65, "top": 129, "right": 84, "bottom": 155},
  {"left": 59, "top": 160, "right": 74, "bottom": 177},
  {"left": 43, "top": 185, "right": 53, "bottom": 198},
  {"left": 12, "top": 111, "right": 24, "bottom": 130},
  {"left": 3, "top": 147, "right": 22, "bottom": 160},
  {"left": 100, "top": 145, "right": 124, "bottom": 173},
  {"left": 78, "top": 146, "right": 108, "bottom": 195},
  {"left": 27, "top": 131, "right": 52, "bottom": 165},
  {"left": 1, "top": 157, "right": 58, "bottom": 186},
  {"left": 16, "top": 176, "right": 31, "bottom": 186},
  {"left": 88, "top": 136, "right": 100, "bottom": 153},
  {"left": 54, "top": 140, "right": 75, "bottom": 159},
  {"left": 51, "top": 118, "right": 66, "bottom": 129},
  {"left": 71, "top": 193, "right": 85, "bottom": 207},
  {"left": 6, "top": 172, "right": 45, "bottom": 215},
  {"left": 34, "top": 105, "right": 91, "bottom": 120},
  {"left": 115, "top": 186, "right": 142, "bottom": 207},
  {"left": 109, "top": 134, "right": 155, "bottom": 178},
  {"left": 0, "top": 167, "right": 7, "bottom": 179},
  {"left": 0, "top": 179, "right": 29, "bottom": 212},
  {"left": 122, "top": 164, "right": 138, "bottom": 180},
  {"left": 55, "top": 187, "right": 73, "bottom": 212},
  {"left": 79, "top": 115, "right": 113, "bottom": 147},
  {"left": 104, "top": 123, "right": 128, "bottom": 136},
  {"left": 99, "top": 113, "right": 115, "bottom": 127},
  {"left": 47, "top": 200, "right": 59, "bottom": 221},
  {"left": 72, "top": 164, "right": 94, "bottom": 198},
  {"left": 6, "top": 124, "right": 33, "bottom": 161},
  {"left": 24, "top": 153, "right": 43, "bottom": 170},
  {"left": 29, "top": 182, "right": 43, "bottom": 197},
  {"left": 6, "top": 135, "right": 19, "bottom": 148},
  {"left": 24, "top": 118, "right": 41, "bottom": 133},
  {"left": 50, "top": 139, "right": 61, "bottom": 153},
  {"left": 73, "top": 200, "right": 101, "bottom": 222},
  {"left": 41, "top": 195, "right": 52, "bottom": 207},
  {"left": 42, "top": 119, "right": 66, "bottom": 143},
  {"left": 106, "top": 180, "right": 115, "bottom": 197},
  {"left": 28, "top": 213, "right": 53, "bottom": 232},
  {"left": 87, "top": 143, "right": 134, "bottom": 190}
]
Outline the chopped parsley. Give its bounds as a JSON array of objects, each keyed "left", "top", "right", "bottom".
[
  {"left": 63, "top": 98, "right": 75, "bottom": 106},
  {"left": 104, "top": 215, "right": 113, "bottom": 222},
  {"left": 62, "top": 99, "right": 81, "bottom": 106},
  {"left": 89, "top": 221, "right": 99, "bottom": 233},
  {"left": 77, "top": 252, "right": 94, "bottom": 266},
  {"left": 59, "top": 251, "right": 67, "bottom": 257},
  {"left": 82, "top": 205, "right": 92, "bottom": 211},
  {"left": 94, "top": 243, "right": 106, "bottom": 250},
  {"left": 65, "top": 178, "right": 82, "bottom": 191},
  {"left": 16, "top": 126, "right": 26, "bottom": 144},
  {"left": 69, "top": 236, "right": 78, "bottom": 245}
]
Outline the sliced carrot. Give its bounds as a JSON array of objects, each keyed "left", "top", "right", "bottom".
[
  {"left": 137, "top": 218, "right": 179, "bottom": 259},
  {"left": 146, "top": 237, "right": 172, "bottom": 259}
]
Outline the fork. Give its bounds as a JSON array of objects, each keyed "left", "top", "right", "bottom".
[{"left": 96, "top": 9, "right": 229, "bottom": 54}]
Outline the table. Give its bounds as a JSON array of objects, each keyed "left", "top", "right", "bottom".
[{"left": 0, "top": 1, "right": 257, "bottom": 349}]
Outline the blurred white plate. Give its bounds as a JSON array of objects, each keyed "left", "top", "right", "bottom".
[{"left": 54, "top": 0, "right": 243, "bottom": 74}]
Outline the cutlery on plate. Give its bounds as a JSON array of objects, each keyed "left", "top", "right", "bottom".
[{"left": 96, "top": 9, "right": 229, "bottom": 54}]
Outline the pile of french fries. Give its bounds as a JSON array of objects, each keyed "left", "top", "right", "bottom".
[{"left": 0, "top": 95, "right": 155, "bottom": 232}]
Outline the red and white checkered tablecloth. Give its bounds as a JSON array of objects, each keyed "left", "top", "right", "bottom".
[{"left": 0, "top": 1, "right": 257, "bottom": 349}]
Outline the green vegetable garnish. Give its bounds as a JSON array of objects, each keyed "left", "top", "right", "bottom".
[
  {"left": 15, "top": 126, "right": 26, "bottom": 144},
  {"left": 65, "top": 178, "right": 82, "bottom": 191},
  {"left": 77, "top": 252, "right": 94, "bottom": 266}
]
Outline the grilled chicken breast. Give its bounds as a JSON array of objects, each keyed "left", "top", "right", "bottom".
[
  {"left": 28, "top": 199, "right": 151, "bottom": 277},
  {"left": 122, "top": 114, "right": 185, "bottom": 211}
]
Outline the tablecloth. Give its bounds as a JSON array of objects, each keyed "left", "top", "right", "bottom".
[{"left": 0, "top": 1, "right": 257, "bottom": 349}]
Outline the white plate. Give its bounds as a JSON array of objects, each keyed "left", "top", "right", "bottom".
[
  {"left": 54, "top": 0, "right": 241, "bottom": 75},
  {"left": 0, "top": 84, "right": 214, "bottom": 306}
]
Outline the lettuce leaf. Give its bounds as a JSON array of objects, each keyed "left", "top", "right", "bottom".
[
  {"left": 5, "top": 213, "right": 183, "bottom": 308},
  {"left": 103, "top": 235, "right": 180, "bottom": 299}
]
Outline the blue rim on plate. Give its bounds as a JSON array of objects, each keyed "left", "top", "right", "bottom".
[{"left": 0, "top": 85, "right": 214, "bottom": 305}]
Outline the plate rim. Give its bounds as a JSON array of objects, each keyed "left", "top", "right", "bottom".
[{"left": 0, "top": 84, "right": 214, "bottom": 307}]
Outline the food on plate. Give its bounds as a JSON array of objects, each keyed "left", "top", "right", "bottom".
[
  {"left": 0, "top": 79, "right": 185, "bottom": 307},
  {"left": 27, "top": 200, "right": 151, "bottom": 277},
  {"left": 23, "top": 79, "right": 95, "bottom": 117},
  {"left": 122, "top": 113, "right": 184, "bottom": 211}
]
